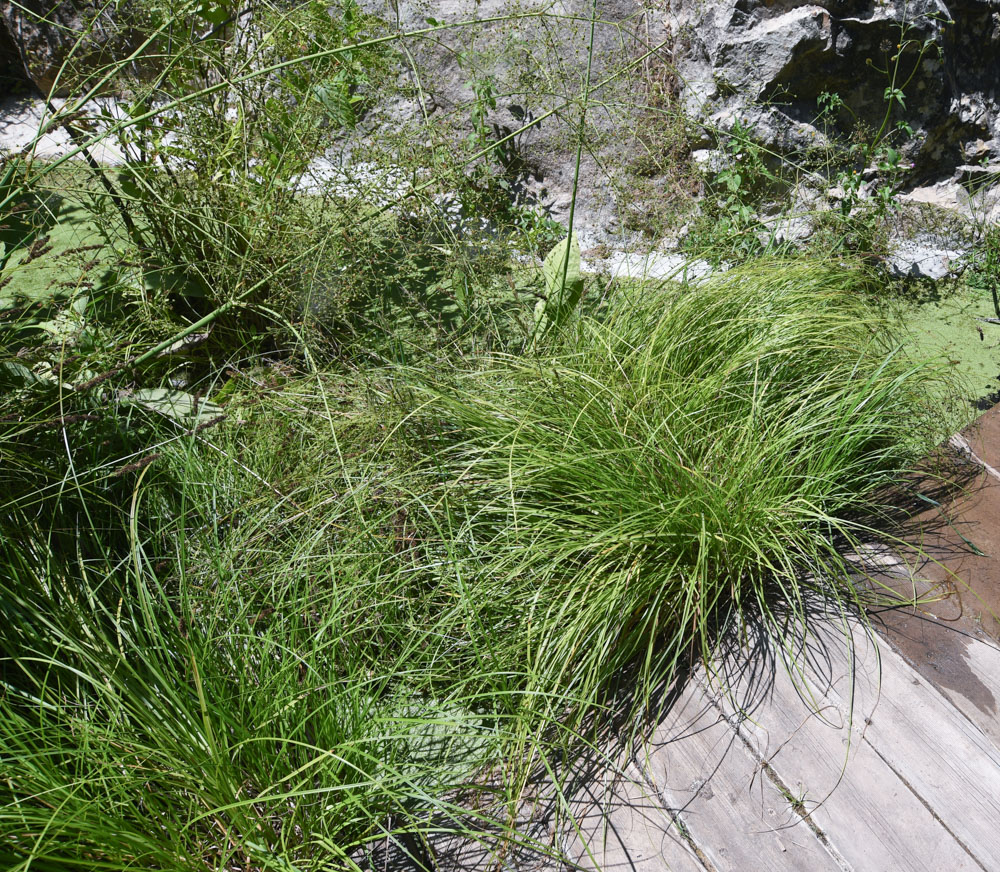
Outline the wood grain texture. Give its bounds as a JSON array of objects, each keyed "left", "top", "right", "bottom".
[
  {"left": 633, "top": 680, "right": 842, "bottom": 872},
  {"left": 562, "top": 759, "right": 706, "bottom": 872},
  {"left": 802, "top": 618, "right": 1000, "bottom": 871},
  {"left": 706, "top": 628, "right": 981, "bottom": 872},
  {"left": 555, "top": 606, "right": 1000, "bottom": 872},
  {"left": 914, "top": 631, "right": 1000, "bottom": 749}
]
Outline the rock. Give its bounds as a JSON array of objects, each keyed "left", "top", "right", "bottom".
[
  {"left": 887, "top": 232, "right": 967, "bottom": 280},
  {"left": 357, "top": 0, "right": 665, "bottom": 249},
  {"left": 0, "top": 1, "right": 140, "bottom": 97},
  {"left": 0, "top": 93, "right": 124, "bottom": 161},
  {"left": 958, "top": 163, "right": 1000, "bottom": 186},
  {"left": 298, "top": 159, "right": 411, "bottom": 204},
  {"left": 0, "top": 14, "right": 30, "bottom": 92},
  {"left": 903, "top": 180, "right": 972, "bottom": 213},
  {"left": 668, "top": 0, "right": 1000, "bottom": 181},
  {"left": 712, "top": 6, "right": 835, "bottom": 99},
  {"left": 690, "top": 148, "right": 726, "bottom": 172},
  {"left": 581, "top": 249, "right": 721, "bottom": 282},
  {"left": 903, "top": 174, "right": 1000, "bottom": 224},
  {"left": 3, "top": 0, "right": 994, "bottom": 264},
  {"left": 766, "top": 213, "right": 814, "bottom": 246}
]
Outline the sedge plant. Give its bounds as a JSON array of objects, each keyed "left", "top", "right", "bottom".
[
  {"left": 408, "top": 258, "right": 958, "bottom": 729},
  {"left": 0, "top": 375, "right": 570, "bottom": 871}
]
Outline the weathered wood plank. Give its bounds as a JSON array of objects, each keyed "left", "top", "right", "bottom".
[
  {"left": 633, "top": 680, "right": 842, "bottom": 872},
  {"left": 708, "top": 634, "right": 981, "bottom": 872},
  {"left": 561, "top": 768, "right": 706, "bottom": 872},
  {"left": 802, "top": 618, "right": 1000, "bottom": 870},
  {"left": 853, "top": 540, "right": 1000, "bottom": 754},
  {"left": 847, "top": 536, "right": 1000, "bottom": 753},
  {"left": 876, "top": 602, "right": 1000, "bottom": 751},
  {"left": 916, "top": 630, "right": 1000, "bottom": 748}
]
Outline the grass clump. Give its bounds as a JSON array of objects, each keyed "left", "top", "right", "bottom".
[
  {"left": 0, "top": 247, "right": 960, "bottom": 865},
  {"left": 414, "top": 259, "right": 953, "bottom": 722},
  {"left": 0, "top": 374, "right": 545, "bottom": 871}
]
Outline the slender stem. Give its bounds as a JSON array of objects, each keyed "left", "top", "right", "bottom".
[{"left": 565, "top": 0, "right": 600, "bottom": 256}]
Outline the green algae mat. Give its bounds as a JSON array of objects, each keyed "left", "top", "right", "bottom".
[
  {"left": 1, "top": 195, "right": 109, "bottom": 310},
  {"left": 901, "top": 283, "right": 1000, "bottom": 413}
]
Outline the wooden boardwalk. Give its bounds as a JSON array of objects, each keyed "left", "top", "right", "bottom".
[{"left": 562, "top": 618, "right": 1000, "bottom": 872}]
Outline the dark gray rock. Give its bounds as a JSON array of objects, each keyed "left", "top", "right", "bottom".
[
  {"left": 0, "top": 17, "right": 29, "bottom": 94},
  {"left": 0, "top": 1, "right": 139, "bottom": 96},
  {"left": 668, "top": 0, "right": 1000, "bottom": 179}
]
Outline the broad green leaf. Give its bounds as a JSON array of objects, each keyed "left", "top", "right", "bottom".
[
  {"left": 124, "top": 388, "right": 223, "bottom": 423},
  {"left": 0, "top": 360, "right": 41, "bottom": 388},
  {"left": 198, "top": 2, "right": 229, "bottom": 25},
  {"left": 536, "top": 233, "right": 584, "bottom": 340}
]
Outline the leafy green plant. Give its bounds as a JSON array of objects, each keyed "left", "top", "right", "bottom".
[
  {"left": 506, "top": 202, "right": 565, "bottom": 253},
  {"left": 99, "top": 0, "right": 392, "bottom": 335},
  {"left": 809, "top": 12, "right": 943, "bottom": 254},
  {"left": 684, "top": 118, "right": 780, "bottom": 260},
  {"left": 464, "top": 66, "right": 499, "bottom": 151},
  {"left": 531, "top": 232, "right": 584, "bottom": 343},
  {"left": 714, "top": 120, "right": 775, "bottom": 229},
  {"left": 966, "top": 222, "right": 1000, "bottom": 321}
]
